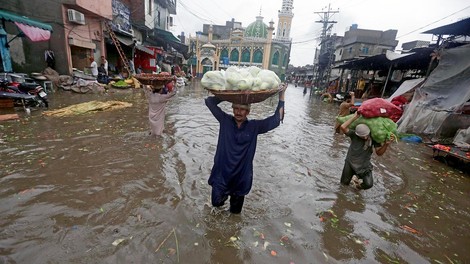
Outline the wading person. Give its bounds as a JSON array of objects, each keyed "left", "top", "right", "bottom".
[
  {"left": 339, "top": 112, "right": 394, "bottom": 189},
  {"left": 335, "top": 91, "right": 355, "bottom": 133},
  {"left": 204, "top": 85, "right": 286, "bottom": 214},
  {"left": 146, "top": 85, "right": 177, "bottom": 137}
]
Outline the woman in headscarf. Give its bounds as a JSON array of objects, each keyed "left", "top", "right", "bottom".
[{"left": 339, "top": 112, "right": 394, "bottom": 189}]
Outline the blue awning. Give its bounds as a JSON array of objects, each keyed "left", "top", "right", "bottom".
[{"left": 0, "top": 9, "right": 53, "bottom": 31}]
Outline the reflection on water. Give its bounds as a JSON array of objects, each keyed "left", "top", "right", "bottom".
[{"left": 0, "top": 83, "right": 469, "bottom": 263}]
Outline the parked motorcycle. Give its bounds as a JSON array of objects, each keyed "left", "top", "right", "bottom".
[{"left": 0, "top": 78, "right": 49, "bottom": 108}]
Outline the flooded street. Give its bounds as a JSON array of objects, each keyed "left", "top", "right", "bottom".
[{"left": 1, "top": 81, "right": 469, "bottom": 263}]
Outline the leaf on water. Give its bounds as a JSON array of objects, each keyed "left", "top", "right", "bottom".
[
  {"left": 167, "top": 248, "right": 176, "bottom": 256},
  {"left": 280, "top": 235, "right": 289, "bottom": 243},
  {"left": 229, "top": 236, "right": 238, "bottom": 242},
  {"left": 253, "top": 241, "right": 259, "bottom": 247},
  {"left": 323, "top": 252, "right": 329, "bottom": 260},
  {"left": 112, "top": 238, "right": 125, "bottom": 246},
  {"left": 254, "top": 232, "right": 265, "bottom": 240},
  {"left": 270, "top": 250, "right": 277, "bottom": 256},
  {"left": 263, "top": 241, "right": 270, "bottom": 250},
  {"left": 284, "top": 222, "right": 292, "bottom": 228},
  {"left": 434, "top": 216, "right": 440, "bottom": 219},
  {"left": 354, "top": 239, "right": 363, "bottom": 244}
]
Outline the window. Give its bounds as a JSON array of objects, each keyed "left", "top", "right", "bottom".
[
  {"left": 253, "top": 50, "right": 263, "bottom": 63},
  {"left": 348, "top": 47, "right": 352, "bottom": 54},
  {"left": 157, "top": 11, "right": 161, "bottom": 27},
  {"left": 272, "top": 51, "right": 279, "bottom": 65},
  {"left": 241, "top": 49, "right": 250, "bottom": 62},
  {"left": 230, "top": 49, "right": 239, "bottom": 62},
  {"left": 148, "top": 0, "right": 152, "bottom": 15},
  {"left": 362, "top": 47, "right": 369, "bottom": 54},
  {"left": 220, "top": 49, "right": 228, "bottom": 59},
  {"left": 283, "top": 53, "right": 288, "bottom": 66}
]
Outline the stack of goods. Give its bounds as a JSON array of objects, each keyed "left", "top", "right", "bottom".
[
  {"left": 201, "top": 66, "right": 282, "bottom": 104},
  {"left": 337, "top": 98, "right": 401, "bottom": 144}
]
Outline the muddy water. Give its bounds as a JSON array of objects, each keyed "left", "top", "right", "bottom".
[{"left": 0, "top": 82, "right": 469, "bottom": 263}]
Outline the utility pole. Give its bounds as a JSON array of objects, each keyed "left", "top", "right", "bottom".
[{"left": 314, "top": 4, "right": 338, "bottom": 90}]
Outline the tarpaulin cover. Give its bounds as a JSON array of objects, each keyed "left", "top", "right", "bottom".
[
  {"left": 398, "top": 44, "right": 470, "bottom": 137},
  {"left": 387, "top": 77, "right": 425, "bottom": 101},
  {"left": 14, "top": 22, "right": 50, "bottom": 41}
]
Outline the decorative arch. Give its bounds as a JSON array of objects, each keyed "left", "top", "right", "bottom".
[
  {"left": 230, "top": 49, "right": 239, "bottom": 62},
  {"left": 241, "top": 48, "right": 251, "bottom": 62},
  {"left": 201, "top": 58, "right": 213, "bottom": 65},
  {"left": 272, "top": 51, "right": 279, "bottom": 65},
  {"left": 253, "top": 49, "right": 263, "bottom": 63},
  {"left": 220, "top": 49, "right": 229, "bottom": 59},
  {"left": 283, "top": 53, "right": 288, "bottom": 66}
]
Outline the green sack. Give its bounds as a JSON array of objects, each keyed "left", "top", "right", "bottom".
[{"left": 336, "top": 114, "right": 397, "bottom": 143}]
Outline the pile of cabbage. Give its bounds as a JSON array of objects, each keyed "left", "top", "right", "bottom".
[
  {"left": 201, "top": 66, "right": 281, "bottom": 91},
  {"left": 336, "top": 114, "right": 397, "bottom": 144}
]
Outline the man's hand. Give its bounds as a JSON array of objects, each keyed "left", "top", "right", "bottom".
[
  {"left": 279, "top": 84, "right": 287, "bottom": 101},
  {"left": 349, "top": 91, "right": 355, "bottom": 97},
  {"left": 386, "top": 134, "right": 396, "bottom": 145}
]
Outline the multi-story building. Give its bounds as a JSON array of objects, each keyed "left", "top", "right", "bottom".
[
  {"left": 0, "top": 0, "right": 185, "bottom": 76},
  {"left": 188, "top": 0, "right": 294, "bottom": 81},
  {"left": 328, "top": 24, "right": 399, "bottom": 92}
]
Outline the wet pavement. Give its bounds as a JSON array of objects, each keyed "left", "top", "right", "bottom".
[{"left": 0, "top": 81, "right": 469, "bottom": 263}]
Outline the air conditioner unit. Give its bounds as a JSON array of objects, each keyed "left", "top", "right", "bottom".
[{"left": 68, "top": 9, "right": 85, "bottom": 25}]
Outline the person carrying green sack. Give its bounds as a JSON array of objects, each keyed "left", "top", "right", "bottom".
[{"left": 339, "top": 112, "right": 395, "bottom": 190}]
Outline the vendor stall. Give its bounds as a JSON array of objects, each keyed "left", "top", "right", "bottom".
[{"left": 429, "top": 144, "right": 470, "bottom": 172}]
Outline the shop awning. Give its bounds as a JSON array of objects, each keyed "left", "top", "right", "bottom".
[
  {"left": 422, "top": 17, "right": 470, "bottom": 36},
  {"left": 135, "top": 44, "right": 154, "bottom": 55},
  {"left": 151, "top": 28, "right": 189, "bottom": 58},
  {"left": 14, "top": 22, "right": 50, "bottom": 41},
  {"left": 154, "top": 28, "right": 181, "bottom": 43},
  {"left": 0, "top": 9, "right": 52, "bottom": 42},
  {"left": 0, "top": 10, "right": 53, "bottom": 31},
  {"left": 115, "top": 34, "right": 134, "bottom": 46}
]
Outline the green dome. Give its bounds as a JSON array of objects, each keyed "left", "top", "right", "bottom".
[{"left": 245, "top": 16, "right": 268, "bottom": 38}]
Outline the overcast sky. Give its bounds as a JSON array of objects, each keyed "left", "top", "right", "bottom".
[{"left": 171, "top": 0, "right": 470, "bottom": 67}]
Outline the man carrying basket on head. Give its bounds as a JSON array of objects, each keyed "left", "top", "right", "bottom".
[{"left": 204, "top": 84, "right": 287, "bottom": 214}]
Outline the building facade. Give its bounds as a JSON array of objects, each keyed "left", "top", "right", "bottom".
[
  {"left": 189, "top": 0, "right": 294, "bottom": 81},
  {"left": 0, "top": 0, "right": 185, "bottom": 76}
]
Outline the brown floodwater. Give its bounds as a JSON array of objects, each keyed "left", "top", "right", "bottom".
[{"left": 0, "top": 81, "right": 469, "bottom": 263}]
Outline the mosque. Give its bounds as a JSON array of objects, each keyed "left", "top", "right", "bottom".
[{"left": 189, "top": 0, "right": 294, "bottom": 81}]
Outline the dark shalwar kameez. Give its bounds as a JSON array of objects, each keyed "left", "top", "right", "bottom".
[
  {"left": 205, "top": 96, "right": 284, "bottom": 213},
  {"left": 341, "top": 129, "right": 381, "bottom": 189}
]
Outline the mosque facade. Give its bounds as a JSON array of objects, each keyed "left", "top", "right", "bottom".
[{"left": 189, "top": 0, "right": 294, "bottom": 81}]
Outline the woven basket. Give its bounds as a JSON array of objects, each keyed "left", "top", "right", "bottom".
[
  {"left": 134, "top": 73, "right": 175, "bottom": 87},
  {"left": 206, "top": 86, "right": 283, "bottom": 104}
]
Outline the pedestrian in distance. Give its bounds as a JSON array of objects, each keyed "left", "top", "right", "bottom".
[
  {"left": 335, "top": 91, "right": 355, "bottom": 133},
  {"left": 339, "top": 111, "right": 394, "bottom": 190},
  {"left": 204, "top": 84, "right": 287, "bottom": 214},
  {"left": 89, "top": 57, "right": 98, "bottom": 77},
  {"left": 145, "top": 84, "right": 177, "bottom": 137},
  {"left": 100, "top": 55, "right": 108, "bottom": 75}
]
